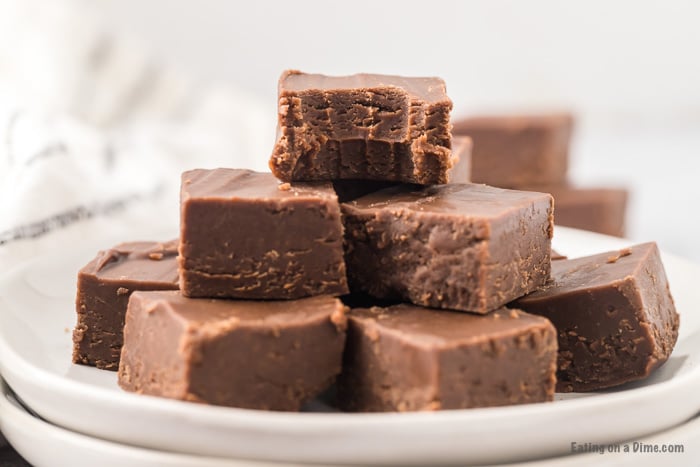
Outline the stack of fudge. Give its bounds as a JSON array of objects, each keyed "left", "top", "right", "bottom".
[
  {"left": 72, "top": 70, "right": 679, "bottom": 412},
  {"left": 453, "top": 113, "right": 629, "bottom": 237}
]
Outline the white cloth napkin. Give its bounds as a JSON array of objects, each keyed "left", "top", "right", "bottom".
[{"left": 0, "top": 0, "right": 273, "bottom": 269}]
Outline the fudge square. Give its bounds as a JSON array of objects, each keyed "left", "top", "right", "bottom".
[
  {"left": 342, "top": 184, "right": 554, "bottom": 313},
  {"left": 72, "top": 240, "right": 179, "bottom": 370},
  {"left": 549, "top": 186, "right": 627, "bottom": 237},
  {"left": 452, "top": 113, "right": 573, "bottom": 188},
  {"left": 526, "top": 184, "right": 628, "bottom": 237},
  {"left": 337, "top": 305, "right": 557, "bottom": 412},
  {"left": 118, "top": 291, "right": 347, "bottom": 410},
  {"left": 269, "top": 70, "right": 454, "bottom": 185},
  {"left": 179, "top": 168, "right": 348, "bottom": 299},
  {"left": 511, "top": 242, "right": 680, "bottom": 392},
  {"left": 447, "top": 135, "right": 472, "bottom": 184}
]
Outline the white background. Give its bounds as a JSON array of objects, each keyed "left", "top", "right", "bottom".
[{"left": 96, "top": 0, "right": 700, "bottom": 262}]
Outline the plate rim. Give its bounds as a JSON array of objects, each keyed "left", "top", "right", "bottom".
[
  {"left": 2, "top": 376, "right": 699, "bottom": 467},
  {"left": 1, "top": 226, "right": 699, "bottom": 464},
  {"left": 0, "top": 377, "right": 281, "bottom": 467}
]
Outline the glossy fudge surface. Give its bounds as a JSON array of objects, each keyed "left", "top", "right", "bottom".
[
  {"left": 512, "top": 242, "right": 679, "bottom": 391},
  {"left": 72, "top": 240, "right": 179, "bottom": 370},
  {"left": 118, "top": 291, "right": 347, "bottom": 410},
  {"left": 179, "top": 168, "right": 348, "bottom": 299},
  {"left": 342, "top": 183, "right": 553, "bottom": 313},
  {"left": 452, "top": 113, "right": 572, "bottom": 187},
  {"left": 270, "top": 70, "right": 454, "bottom": 185},
  {"left": 337, "top": 305, "right": 557, "bottom": 412}
]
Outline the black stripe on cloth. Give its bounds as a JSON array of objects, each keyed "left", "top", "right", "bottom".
[
  {"left": 0, "top": 184, "right": 164, "bottom": 246},
  {"left": 24, "top": 142, "right": 68, "bottom": 166}
]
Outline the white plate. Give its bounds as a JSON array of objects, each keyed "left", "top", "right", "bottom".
[
  {"left": 1, "top": 378, "right": 698, "bottom": 467},
  {"left": 0, "top": 227, "right": 698, "bottom": 465},
  {"left": 0, "top": 378, "right": 296, "bottom": 467}
]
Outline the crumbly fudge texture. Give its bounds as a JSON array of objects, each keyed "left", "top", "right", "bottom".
[
  {"left": 270, "top": 70, "right": 454, "bottom": 185},
  {"left": 337, "top": 305, "right": 557, "bottom": 412},
  {"left": 452, "top": 113, "right": 573, "bottom": 187},
  {"left": 511, "top": 242, "right": 680, "bottom": 392},
  {"left": 179, "top": 168, "right": 348, "bottom": 299},
  {"left": 118, "top": 291, "right": 348, "bottom": 410},
  {"left": 331, "top": 136, "right": 471, "bottom": 203},
  {"left": 342, "top": 183, "right": 553, "bottom": 313},
  {"left": 72, "top": 240, "right": 179, "bottom": 370}
]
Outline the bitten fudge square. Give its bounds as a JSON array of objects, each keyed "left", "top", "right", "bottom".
[
  {"left": 337, "top": 305, "right": 557, "bottom": 412},
  {"left": 72, "top": 240, "right": 179, "bottom": 370},
  {"left": 118, "top": 291, "right": 347, "bottom": 410},
  {"left": 342, "top": 184, "right": 553, "bottom": 313},
  {"left": 179, "top": 168, "right": 348, "bottom": 299},
  {"left": 270, "top": 70, "right": 454, "bottom": 185},
  {"left": 511, "top": 242, "right": 680, "bottom": 392}
]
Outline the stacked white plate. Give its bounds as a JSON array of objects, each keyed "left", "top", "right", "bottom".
[{"left": 0, "top": 227, "right": 698, "bottom": 466}]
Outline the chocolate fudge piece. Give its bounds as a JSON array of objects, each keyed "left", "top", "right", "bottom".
[
  {"left": 527, "top": 184, "right": 628, "bottom": 237},
  {"left": 119, "top": 291, "right": 347, "bottom": 410},
  {"left": 511, "top": 242, "right": 679, "bottom": 392},
  {"left": 72, "top": 240, "right": 179, "bottom": 370},
  {"left": 332, "top": 136, "right": 472, "bottom": 203},
  {"left": 452, "top": 113, "right": 573, "bottom": 187},
  {"left": 447, "top": 135, "right": 472, "bottom": 183},
  {"left": 270, "top": 70, "right": 454, "bottom": 185},
  {"left": 179, "top": 168, "right": 348, "bottom": 299},
  {"left": 342, "top": 184, "right": 553, "bottom": 313},
  {"left": 337, "top": 305, "right": 557, "bottom": 412}
]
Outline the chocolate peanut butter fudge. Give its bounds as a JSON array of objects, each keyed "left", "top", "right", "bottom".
[
  {"left": 118, "top": 291, "right": 347, "bottom": 410},
  {"left": 332, "top": 136, "right": 472, "bottom": 203},
  {"left": 337, "top": 305, "right": 557, "bottom": 412},
  {"left": 342, "top": 183, "right": 553, "bottom": 313},
  {"left": 179, "top": 168, "right": 348, "bottom": 299},
  {"left": 72, "top": 240, "right": 179, "bottom": 370},
  {"left": 270, "top": 70, "right": 454, "bottom": 184},
  {"left": 512, "top": 242, "right": 679, "bottom": 392},
  {"left": 452, "top": 113, "right": 573, "bottom": 187}
]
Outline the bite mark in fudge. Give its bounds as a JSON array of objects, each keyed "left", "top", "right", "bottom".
[
  {"left": 337, "top": 305, "right": 557, "bottom": 412},
  {"left": 72, "top": 240, "right": 179, "bottom": 370},
  {"left": 452, "top": 113, "right": 573, "bottom": 187},
  {"left": 118, "top": 291, "right": 347, "bottom": 410},
  {"left": 342, "top": 183, "right": 553, "bottom": 313},
  {"left": 270, "top": 70, "right": 454, "bottom": 185},
  {"left": 331, "top": 136, "right": 472, "bottom": 203},
  {"left": 179, "top": 168, "right": 348, "bottom": 299},
  {"left": 511, "top": 242, "right": 679, "bottom": 392},
  {"left": 524, "top": 184, "right": 628, "bottom": 237}
]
